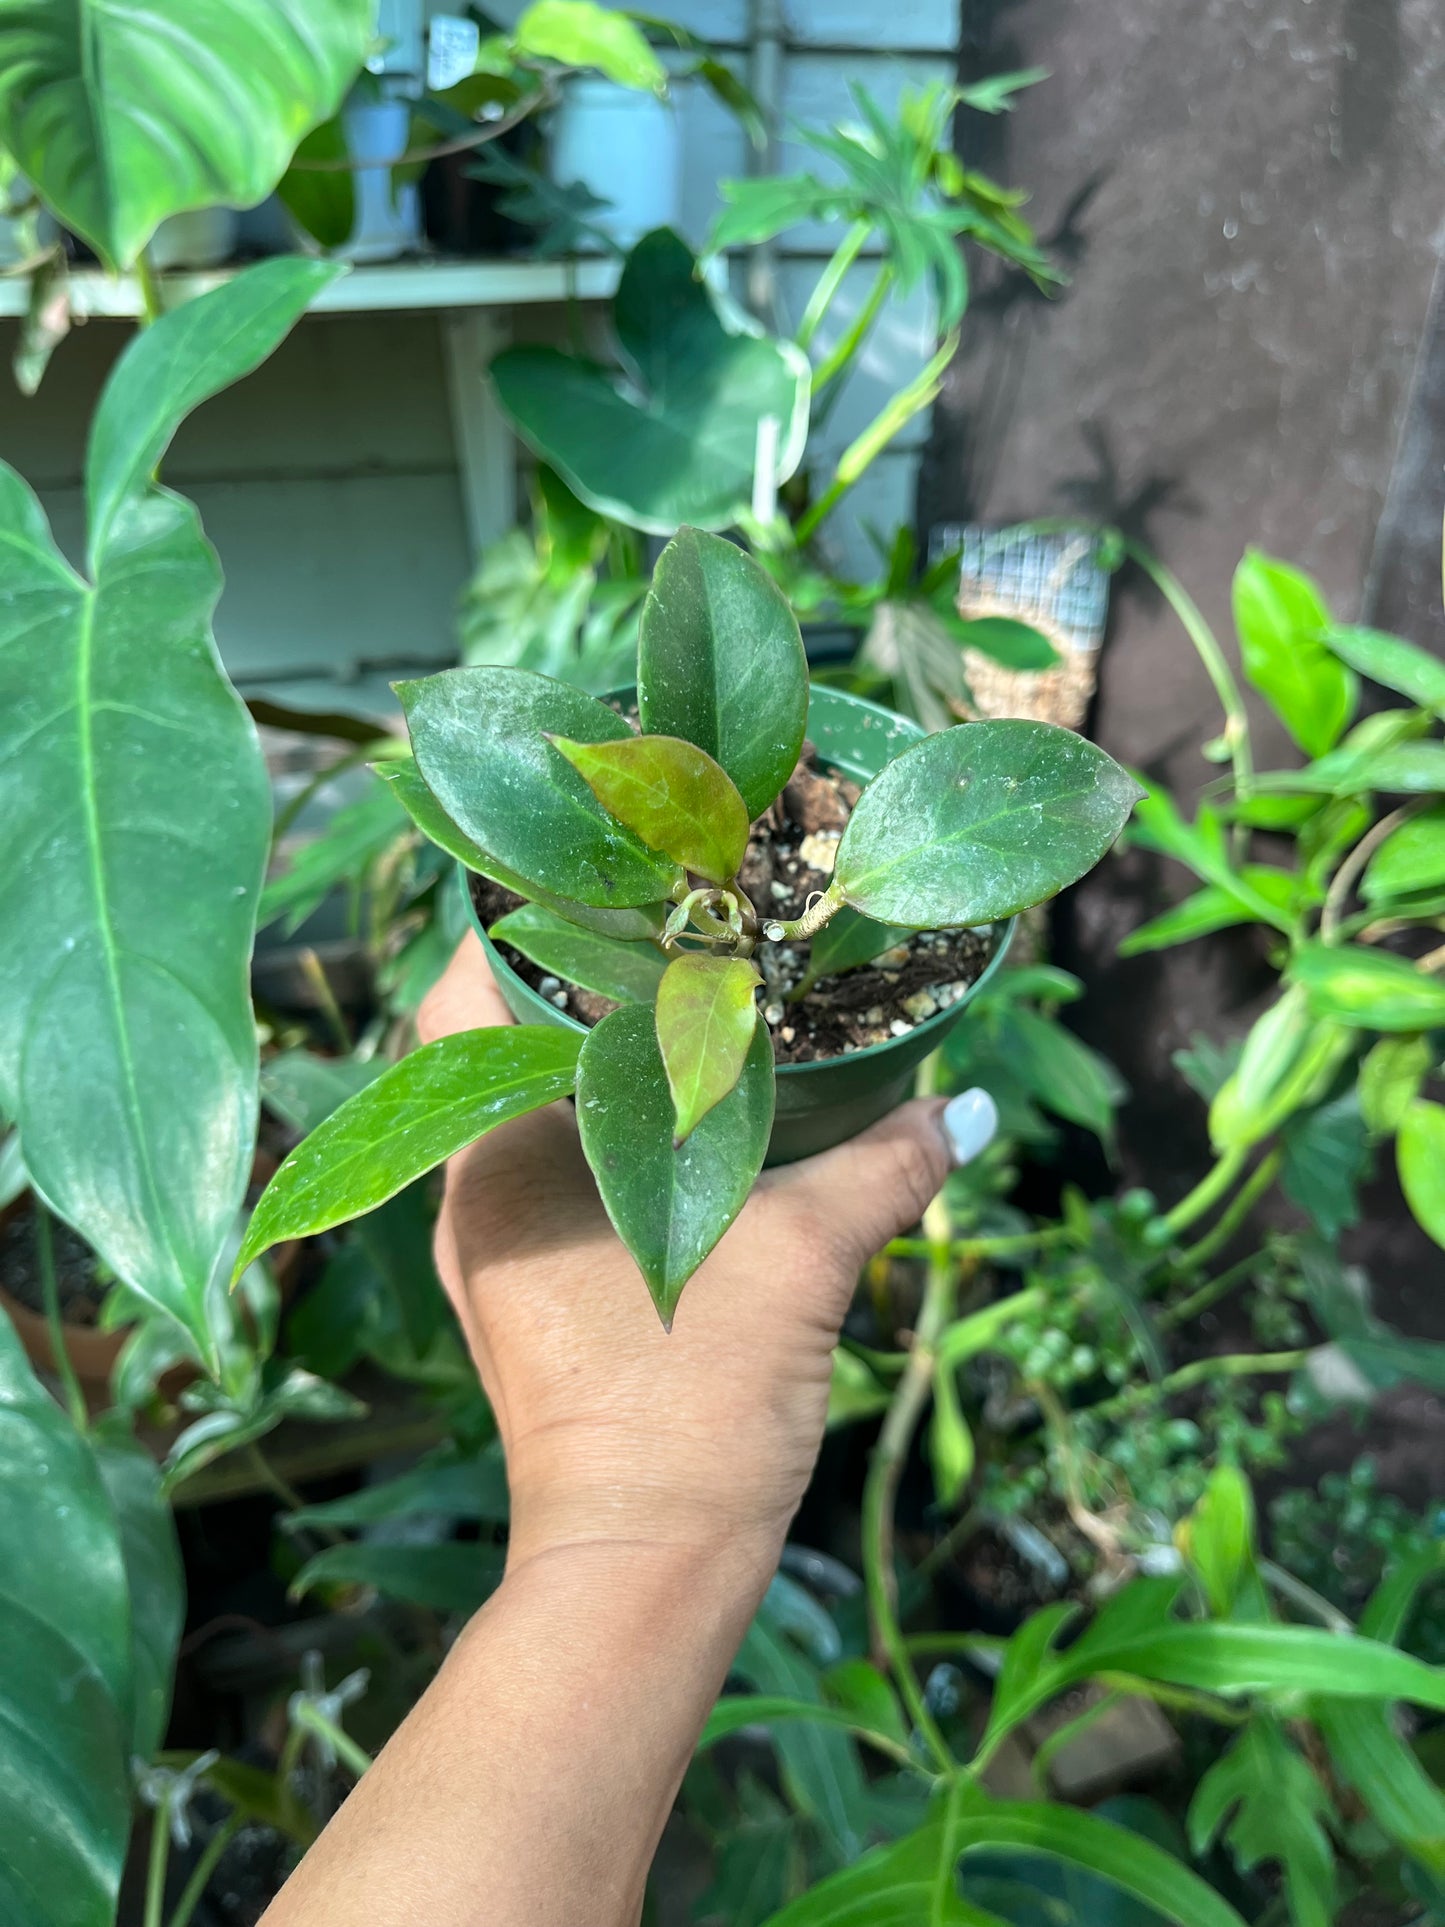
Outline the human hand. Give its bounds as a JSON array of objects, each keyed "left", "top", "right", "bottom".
[{"left": 418, "top": 935, "right": 994, "bottom": 1581}]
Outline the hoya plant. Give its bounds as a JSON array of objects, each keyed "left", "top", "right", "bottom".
[{"left": 238, "top": 527, "right": 1139, "bottom": 1319}]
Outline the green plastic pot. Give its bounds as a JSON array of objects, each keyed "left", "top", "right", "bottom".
[{"left": 463, "top": 684, "right": 1015, "bottom": 1164}]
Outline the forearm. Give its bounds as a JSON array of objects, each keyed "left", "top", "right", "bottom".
[{"left": 260, "top": 1534, "right": 778, "bottom": 1927}]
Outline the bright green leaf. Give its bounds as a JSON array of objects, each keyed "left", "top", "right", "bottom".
[
  {"left": 930, "top": 1359, "right": 975, "bottom": 1505},
  {"left": 1323, "top": 624, "right": 1445, "bottom": 716},
  {"left": 1232, "top": 550, "right": 1355, "bottom": 757},
  {"left": 956, "top": 615, "right": 1061, "bottom": 670},
  {"left": 1119, "top": 867, "right": 1297, "bottom": 956},
  {"left": 834, "top": 720, "right": 1141, "bottom": 927},
  {"left": 1362, "top": 802, "right": 1445, "bottom": 902},
  {"left": 1289, "top": 941, "right": 1445, "bottom": 1032},
  {"left": 1315, "top": 1698, "right": 1445, "bottom": 1877},
  {"left": 1207, "top": 987, "right": 1349, "bottom": 1152},
  {"left": 551, "top": 731, "right": 751, "bottom": 885},
  {"left": 1175, "top": 1464, "right": 1256, "bottom": 1620},
  {"left": 638, "top": 527, "right": 809, "bottom": 819},
  {"left": 697, "top": 1695, "right": 907, "bottom": 1762},
  {"left": 576, "top": 1002, "right": 773, "bottom": 1321},
  {"left": 397, "top": 666, "right": 683, "bottom": 909},
  {"left": 1399, "top": 1100, "right": 1445, "bottom": 1250},
  {"left": 491, "top": 903, "right": 667, "bottom": 1003},
  {"left": 1255, "top": 740, "right": 1445, "bottom": 797},
  {"left": 234, "top": 1026, "right": 582, "bottom": 1278},
  {"left": 1358, "top": 1034, "right": 1432, "bottom": 1136},
  {"left": 513, "top": 0, "right": 666, "bottom": 91},
  {"left": 655, "top": 953, "right": 761, "bottom": 1142}
]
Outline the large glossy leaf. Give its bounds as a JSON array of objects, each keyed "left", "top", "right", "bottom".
[
  {"left": 93, "top": 1423, "right": 185, "bottom": 1763},
  {"left": 637, "top": 528, "right": 809, "bottom": 818},
  {"left": 0, "top": 1311, "right": 133, "bottom": 1927},
  {"left": 1362, "top": 802, "right": 1445, "bottom": 902},
  {"left": 834, "top": 721, "right": 1141, "bottom": 927},
  {"left": 397, "top": 667, "right": 683, "bottom": 909},
  {"left": 1322, "top": 624, "right": 1445, "bottom": 716},
  {"left": 490, "top": 229, "right": 811, "bottom": 533},
  {"left": 234, "top": 1026, "right": 582, "bottom": 1277},
  {"left": 655, "top": 954, "right": 761, "bottom": 1141},
  {"left": 0, "top": 0, "right": 371, "bottom": 268},
  {"left": 1288, "top": 941, "right": 1445, "bottom": 1032},
  {"left": 576, "top": 1002, "right": 774, "bottom": 1322},
  {"left": 491, "top": 903, "right": 668, "bottom": 1002},
  {"left": 0, "top": 259, "right": 337, "bottom": 1368},
  {"left": 551, "top": 732, "right": 750, "bottom": 884},
  {"left": 1399, "top": 1100, "right": 1445, "bottom": 1250},
  {"left": 1233, "top": 551, "right": 1355, "bottom": 757}
]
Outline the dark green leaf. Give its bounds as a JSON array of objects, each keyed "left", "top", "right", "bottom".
[
  {"left": 835, "top": 721, "right": 1141, "bottom": 927},
  {"left": 1289, "top": 941, "right": 1445, "bottom": 1031},
  {"left": 92, "top": 1423, "right": 185, "bottom": 1763},
  {"left": 0, "top": 260, "right": 336, "bottom": 1369},
  {"left": 695, "top": 1783, "right": 801, "bottom": 1927},
  {"left": 353, "top": 1182, "right": 445, "bottom": 1360},
  {"left": 576, "top": 1004, "right": 774, "bottom": 1321},
  {"left": 1007, "top": 1008, "right": 1127, "bottom": 1150},
  {"left": 398, "top": 666, "right": 683, "bottom": 908},
  {"left": 277, "top": 114, "right": 355, "bottom": 249},
  {"left": 638, "top": 527, "right": 809, "bottom": 819},
  {"left": 283, "top": 1446, "right": 508, "bottom": 1533},
  {"left": 492, "top": 902, "right": 668, "bottom": 1003},
  {"left": 259, "top": 781, "right": 405, "bottom": 934},
  {"left": 551, "top": 732, "right": 751, "bottom": 884},
  {"left": 1399, "top": 1100, "right": 1445, "bottom": 1250},
  {"left": 824, "top": 1660, "right": 909, "bottom": 1748},
  {"left": 1232, "top": 550, "right": 1355, "bottom": 757},
  {"left": 1362, "top": 803, "right": 1445, "bottom": 902},
  {"left": 291, "top": 1541, "right": 504, "bottom": 1615},
  {"left": 1280, "top": 1091, "right": 1370, "bottom": 1241},
  {"left": 1357, "top": 1035, "right": 1432, "bottom": 1135},
  {"left": 796, "top": 907, "right": 913, "bottom": 994},
  {"left": 1323, "top": 624, "right": 1445, "bottom": 716},
  {"left": 234, "top": 1026, "right": 582, "bottom": 1277},
  {"left": 655, "top": 954, "right": 762, "bottom": 1142},
  {"left": 261, "top": 1049, "right": 388, "bottom": 1135},
  {"left": 491, "top": 231, "right": 811, "bottom": 533},
  {"left": 1189, "top": 1720, "right": 1336, "bottom": 1927},
  {"left": 157, "top": 1751, "right": 315, "bottom": 1845},
  {"left": 1314, "top": 1699, "right": 1445, "bottom": 1876}
]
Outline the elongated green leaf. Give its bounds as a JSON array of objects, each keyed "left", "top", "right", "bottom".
[
  {"left": 834, "top": 720, "right": 1141, "bottom": 927},
  {"left": 1323, "top": 624, "right": 1445, "bottom": 715},
  {"left": 0, "top": 0, "right": 371, "bottom": 268},
  {"left": 93, "top": 1424, "right": 185, "bottom": 1764},
  {"left": 491, "top": 230, "right": 811, "bottom": 533},
  {"left": 513, "top": 0, "right": 666, "bottom": 90},
  {"left": 1288, "top": 941, "right": 1445, "bottom": 1031},
  {"left": 576, "top": 1002, "right": 774, "bottom": 1321},
  {"left": 797, "top": 907, "right": 913, "bottom": 991},
  {"left": 291, "top": 1541, "right": 504, "bottom": 1614},
  {"left": 638, "top": 527, "right": 809, "bottom": 818},
  {"left": 697, "top": 1696, "right": 908, "bottom": 1761},
  {"left": 1358, "top": 1035, "right": 1432, "bottom": 1136},
  {"left": 491, "top": 903, "right": 667, "bottom": 1003},
  {"left": 1007, "top": 1007, "right": 1127, "bottom": 1150},
  {"left": 1399, "top": 1100, "right": 1445, "bottom": 1250},
  {"left": 1256, "top": 741, "right": 1445, "bottom": 796},
  {"left": 0, "top": 1311, "right": 133, "bottom": 1927},
  {"left": 551, "top": 732, "right": 751, "bottom": 884},
  {"left": 1232, "top": 551, "right": 1355, "bottom": 757},
  {"left": 656, "top": 954, "right": 761, "bottom": 1142},
  {"left": 0, "top": 260, "right": 336, "bottom": 1367},
  {"left": 234, "top": 1026, "right": 582, "bottom": 1277},
  {"left": 261, "top": 1049, "right": 387, "bottom": 1135},
  {"left": 398, "top": 666, "right": 683, "bottom": 909},
  {"left": 1315, "top": 1698, "right": 1445, "bottom": 1875},
  {"left": 1363, "top": 802, "right": 1445, "bottom": 902},
  {"left": 284, "top": 1447, "right": 508, "bottom": 1533},
  {"left": 930, "top": 1358, "right": 975, "bottom": 1505},
  {"left": 1119, "top": 868, "right": 1296, "bottom": 956}
]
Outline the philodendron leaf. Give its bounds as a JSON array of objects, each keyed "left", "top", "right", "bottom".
[
  {"left": 398, "top": 666, "right": 683, "bottom": 909},
  {"left": 377, "top": 758, "right": 665, "bottom": 941},
  {"left": 0, "top": 0, "right": 372, "bottom": 269},
  {"left": 1288, "top": 941, "right": 1445, "bottom": 1032},
  {"left": 638, "top": 527, "right": 809, "bottom": 818},
  {"left": 1398, "top": 1100, "right": 1445, "bottom": 1250},
  {"left": 0, "top": 1312, "right": 134, "bottom": 1927},
  {"left": 576, "top": 1003, "right": 774, "bottom": 1321},
  {"left": 0, "top": 259, "right": 337, "bottom": 1369},
  {"left": 492, "top": 903, "right": 667, "bottom": 1003},
  {"left": 1232, "top": 550, "right": 1356, "bottom": 758},
  {"left": 834, "top": 720, "right": 1142, "bottom": 927},
  {"left": 490, "top": 229, "right": 811, "bottom": 533},
  {"left": 656, "top": 954, "right": 762, "bottom": 1142},
  {"left": 234, "top": 1027, "right": 582, "bottom": 1278},
  {"left": 551, "top": 732, "right": 751, "bottom": 885},
  {"left": 796, "top": 907, "right": 913, "bottom": 994}
]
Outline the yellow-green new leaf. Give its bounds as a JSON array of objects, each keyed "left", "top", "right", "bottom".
[
  {"left": 655, "top": 954, "right": 761, "bottom": 1142},
  {"left": 551, "top": 733, "right": 751, "bottom": 885},
  {"left": 1399, "top": 1100, "right": 1445, "bottom": 1250}
]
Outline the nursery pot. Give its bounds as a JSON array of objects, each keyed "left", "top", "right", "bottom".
[
  {"left": 465, "top": 685, "right": 1014, "bottom": 1165},
  {"left": 549, "top": 78, "right": 681, "bottom": 251}
]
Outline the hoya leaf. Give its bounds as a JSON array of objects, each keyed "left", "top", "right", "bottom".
[
  {"left": 575, "top": 1003, "right": 774, "bottom": 1322},
  {"left": 550, "top": 732, "right": 750, "bottom": 885},
  {"left": 1399, "top": 1100, "right": 1445, "bottom": 1250},
  {"left": 1322, "top": 624, "right": 1445, "bottom": 716},
  {"left": 492, "top": 903, "right": 667, "bottom": 1003},
  {"left": 796, "top": 907, "right": 913, "bottom": 994},
  {"left": 234, "top": 1027, "right": 582, "bottom": 1278},
  {"left": 512, "top": 0, "right": 666, "bottom": 91},
  {"left": 1288, "top": 941, "right": 1445, "bottom": 1032},
  {"left": 637, "top": 527, "right": 809, "bottom": 818},
  {"left": 655, "top": 954, "right": 761, "bottom": 1142},
  {"left": 1357, "top": 1035, "right": 1432, "bottom": 1136},
  {"left": 1362, "top": 802, "right": 1445, "bottom": 902},
  {"left": 834, "top": 721, "right": 1141, "bottom": 927},
  {"left": 1232, "top": 550, "right": 1356, "bottom": 757},
  {"left": 1189, "top": 1721, "right": 1336, "bottom": 1927},
  {"left": 397, "top": 666, "right": 683, "bottom": 909}
]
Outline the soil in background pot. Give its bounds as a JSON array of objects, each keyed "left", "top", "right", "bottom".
[
  {"left": 474, "top": 742, "right": 993, "bottom": 1064},
  {"left": 0, "top": 1196, "right": 107, "bottom": 1325}
]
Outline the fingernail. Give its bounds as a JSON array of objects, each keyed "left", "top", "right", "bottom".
[{"left": 942, "top": 1088, "right": 999, "bottom": 1166}]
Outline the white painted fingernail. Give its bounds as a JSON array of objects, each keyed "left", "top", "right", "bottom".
[{"left": 942, "top": 1088, "right": 999, "bottom": 1166}]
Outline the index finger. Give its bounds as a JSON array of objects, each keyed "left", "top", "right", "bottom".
[{"left": 416, "top": 930, "right": 517, "bottom": 1045}]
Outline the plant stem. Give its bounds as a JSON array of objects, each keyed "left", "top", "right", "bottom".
[
  {"left": 294, "top": 1702, "right": 373, "bottom": 1780},
  {"left": 298, "top": 946, "right": 352, "bottom": 1054},
  {"left": 134, "top": 249, "right": 164, "bottom": 326},
  {"left": 34, "top": 1200, "right": 87, "bottom": 1431},
  {"left": 796, "top": 218, "right": 870, "bottom": 351},
  {"left": 1083, "top": 1348, "right": 1313, "bottom": 1426},
  {"left": 861, "top": 1192, "right": 959, "bottom": 1774},
  {"left": 1159, "top": 1249, "right": 1266, "bottom": 1330},
  {"left": 886, "top": 1226, "right": 1071, "bottom": 1262},
  {"left": 1319, "top": 803, "right": 1421, "bottom": 944},
  {"left": 143, "top": 1800, "right": 172, "bottom": 1927},
  {"left": 1258, "top": 1558, "right": 1355, "bottom": 1633},
  {"left": 811, "top": 260, "right": 892, "bottom": 396},
  {"left": 1161, "top": 1146, "right": 1249, "bottom": 1238},
  {"left": 166, "top": 1812, "right": 242, "bottom": 1927},
  {"left": 1171, "top": 1152, "right": 1281, "bottom": 1272}
]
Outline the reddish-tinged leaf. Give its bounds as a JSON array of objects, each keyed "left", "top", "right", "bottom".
[{"left": 551, "top": 732, "right": 751, "bottom": 885}]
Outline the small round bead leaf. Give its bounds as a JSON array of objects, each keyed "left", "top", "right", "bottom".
[
  {"left": 492, "top": 903, "right": 667, "bottom": 1004},
  {"left": 655, "top": 953, "right": 762, "bottom": 1142},
  {"left": 834, "top": 719, "right": 1143, "bottom": 927},
  {"left": 551, "top": 732, "right": 751, "bottom": 885}
]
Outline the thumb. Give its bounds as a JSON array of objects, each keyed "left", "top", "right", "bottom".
[{"left": 768, "top": 1088, "right": 999, "bottom": 1270}]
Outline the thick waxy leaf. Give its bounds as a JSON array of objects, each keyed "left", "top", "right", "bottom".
[
  {"left": 377, "top": 758, "right": 665, "bottom": 941},
  {"left": 0, "top": 260, "right": 336, "bottom": 1367},
  {"left": 551, "top": 732, "right": 751, "bottom": 885},
  {"left": 638, "top": 528, "right": 809, "bottom": 818},
  {"left": 491, "top": 903, "right": 667, "bottom": 1003},
  {"left": 0, "top": 0, "right": 371, "bottom": 268},
  {"left": 398, "top": 667, "right": 683, "bottom": 909},
  {"left": 234, "top": 1027, "right": 582, "bottom": 1277},
  {"left": 796, "top": 907, "right": 913, "bottom": 993},
  {"left": 655, "top": 954, "right": 761, "bottom": 1141},
  {"left": 1399, "top": 1100, "right": 1445, "bottom": 1250},
  {"left": 491, "top": 229, "right": 811, "bottom": 533},
  {"left": 1362, "top": 802, "right": 1445, "bottom": 902},
  {"left": 93, "top": 1424, "right": 185, "bottom": 1763},
  {"left": 1232, "top": 550, "right": 1355, "bottom": 757},
  {"left": 1323, "top": 624, "right": 1445, "bottom": 715},
  {"left": 0, "top": 1312, "right": 133, "bottom": 1927},
  {"left": 834, "top": 720, "right": 1141, "bottom": 927},
  {"left": 1288, "top": 941, "right": 1445, "bottom": 1032},
  {"left": 576, "top": 1003, "right": 774, "bottom": 1321}
]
